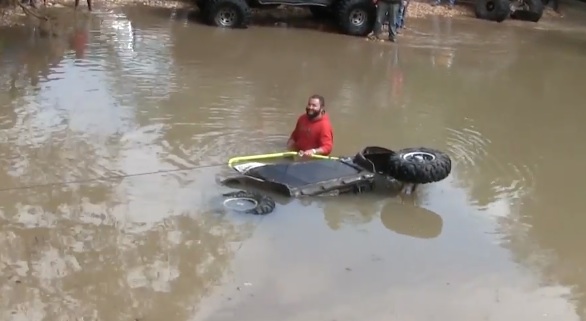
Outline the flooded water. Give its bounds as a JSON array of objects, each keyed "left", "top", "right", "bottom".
[{"left": 1, "top": 3, "right": 586, "bottom": 320}]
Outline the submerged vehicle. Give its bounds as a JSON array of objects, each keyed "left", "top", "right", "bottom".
[{"left": 220, "top": 146, "right": 452, "bottom": 215}]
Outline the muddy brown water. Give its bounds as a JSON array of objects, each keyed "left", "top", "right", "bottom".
[{"left": 1, "top": 4, "right": 586, "bottom": 320}]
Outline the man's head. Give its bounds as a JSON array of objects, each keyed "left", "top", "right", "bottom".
[{"left": 306, "top": 94, "right": 325, "bottom": 120}]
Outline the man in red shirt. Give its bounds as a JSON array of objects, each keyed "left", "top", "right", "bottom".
[{"left": 287, "top": 94, "right": 334, "bottom": 156}]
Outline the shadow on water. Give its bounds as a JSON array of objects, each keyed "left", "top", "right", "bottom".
[
  {"left": 380, "top": 201, "right": 443, "bottom": 239},
  {"left": 319, "top": 193, "right": 445, "bottom": 238},
  {"left": 221, "top": 173, "right": 443, "bottom": 238}
]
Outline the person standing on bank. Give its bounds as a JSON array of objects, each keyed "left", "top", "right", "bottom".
[
  {"left": 287, "top": 94, "right": 334, "bottom": 157},
  {"left": 372, "top": 0, "right": 401, "bottom": 42},
  {"left": 396, "top": 0, "right": 409, "bottom": 31},
  {"left": 431, "top": 0, "right": 454, "bottom": 9}
]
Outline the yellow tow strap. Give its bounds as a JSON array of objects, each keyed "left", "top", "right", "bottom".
[{"left": 228, "top": 151, "right": 339, "bottom": 168}]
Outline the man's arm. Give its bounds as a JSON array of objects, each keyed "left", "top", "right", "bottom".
[
  {"left": 314, "top": 124, "right": 333, "bottom": 156},
  {"left": 287, "top": 118, "right": 300, "bottom": 151},
  {"left": 287, "top": 138, "right": 296, "bottom": 151}
]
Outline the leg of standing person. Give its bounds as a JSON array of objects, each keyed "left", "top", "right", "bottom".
[
  {"left": 432, "top": 0, "right": 452, "bottom": 7},
  {"left": 395, "top": 2, "right": 404, "bottom": 32},
  {"left": 374, "top": 1, "right": 390, "bottom": 40},
  {"left": 401, "top": 0, "right": 409, "bottom": 28},
  {"left": 388, "top": 2, "right": 400, "bottom": 42}
]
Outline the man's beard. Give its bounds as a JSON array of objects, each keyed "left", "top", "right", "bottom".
[{"left": 306, "top": 109, "right": 320, "bottom": 119}]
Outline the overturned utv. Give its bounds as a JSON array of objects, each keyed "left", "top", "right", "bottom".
[{"left": 220, "top": 146, "right": 452, "bottom": 215}]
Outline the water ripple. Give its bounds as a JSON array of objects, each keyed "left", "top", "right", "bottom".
[
  {"left": 446, "top": 125, "right": 536, "bottom": 211},
  {"left": 446, "top": 125, "right": 490, "bottom": 168}
]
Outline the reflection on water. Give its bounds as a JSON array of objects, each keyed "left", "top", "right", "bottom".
[
  {"left": 380, "top": 201, "right": 443, "bottom": 239},
  {"left": 0, "top": 180, "right": 255, "bottom": 320},
  {"left": 1, "top": 5, "right": 586, "bottom": 321}
]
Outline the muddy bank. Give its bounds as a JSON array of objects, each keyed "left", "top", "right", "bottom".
[
  {"left": 0, "top": 0, "right": 564, "bottom": 29},
  {"left": 0, "top": 0, "right": 187, "bottom": 26},
  {"left": 256, "top": 0, "right": 562, "bottom": 22}
]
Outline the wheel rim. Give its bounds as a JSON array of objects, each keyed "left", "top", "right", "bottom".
[
  {"left": 216, "top": 7, "right": 238, "bottom": 27},
  {"left": 349, "top": 8, "right": 367, "bottom": 27},
  {"left": 402, "top": 152, "right": 436, "bottom": 162},
  {"left": 223, "top": 197, "right": 258, "bottom": 212}
]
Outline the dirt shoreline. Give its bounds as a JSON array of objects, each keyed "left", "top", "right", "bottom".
[{"left": 0, "top": 0, "right": 560, "bottom": 28}]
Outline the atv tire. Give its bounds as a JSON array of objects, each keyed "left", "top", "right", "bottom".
[
  {"left": 222, "top": 190, "right": 276, "bottom": 215},
  {"left": 335, "top": 0, "right": 376, "bottom": 37},
  {"left": 388, "top": 147, "right": 452, "bottom": 184},
  {"left": 205, "top": 0, "right": 251, "bottom": 28},
  {"left": 510, "top": 0, "right": 544, "bottom": 22},
  {"left": 474, "top": 0, "right": 510, "bottom": 22}
]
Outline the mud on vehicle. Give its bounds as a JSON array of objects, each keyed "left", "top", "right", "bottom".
[
  {"left": 195, "top": 0, "right": 377, "bottom": 36},
  {"left": 474, "top": 0, "right": 545, "bottom": 23},
  {"left": 220, "top": 146, "right": 452, "bottom": 215}
]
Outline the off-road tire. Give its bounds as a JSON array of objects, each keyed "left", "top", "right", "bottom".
[
  {"left": 335, "top": 0, "right": 376, "bottom": 36},
  {"left": 388, "top": 147, "right": 452, "bottom": 184},
  {"left": 510, "top": 0, "right": 544, "bottom": 22},
  {"left": 222, "top": 190, "right": 276, "bottom": 215},
  {"left": 474, "top": 0, "right": 510, "bottom": 22},
  {"left": 205, "top": 0, "right": 251, "bottom": 28}
]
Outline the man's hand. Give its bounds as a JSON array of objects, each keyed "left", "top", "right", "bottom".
[{"left": 298, "top": 149, "right": 317, "bottom": 157}]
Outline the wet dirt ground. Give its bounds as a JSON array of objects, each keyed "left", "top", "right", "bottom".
[{"left": 1, "top": 4, "right": 586, "bottom": 321}]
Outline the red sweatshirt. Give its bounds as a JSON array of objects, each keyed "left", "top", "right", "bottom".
[{"left": 289, "top": 113, "right": 334, "bottom": 155}]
